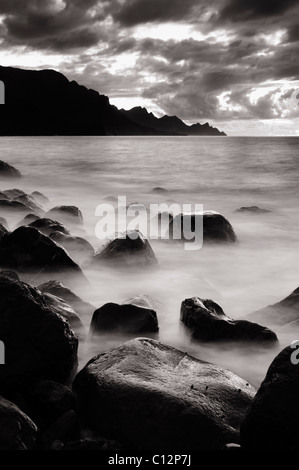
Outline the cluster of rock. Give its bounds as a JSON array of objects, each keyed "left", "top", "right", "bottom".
[{"left": 0, "top": 162, "right": 299, "bottom": 450}]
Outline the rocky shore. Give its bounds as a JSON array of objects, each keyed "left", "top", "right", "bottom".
[{"left": 0, "top": 160, "right": 298, "bottom": 451}]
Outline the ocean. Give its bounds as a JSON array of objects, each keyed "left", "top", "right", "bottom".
[{"left": 1, "top": 135, "right": 299, "bottom": 387}]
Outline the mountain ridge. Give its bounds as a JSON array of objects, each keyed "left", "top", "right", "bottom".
[{"left": 0, "top": 66, "right": 226, "bottom": 136}]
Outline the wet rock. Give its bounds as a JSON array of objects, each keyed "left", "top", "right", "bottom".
[
  {"left": 244, "top": 286, "right": 299, "bottom": 328},
  {"left": 73, "top": 338, "right": 255, "bottom": 450},
  {"left": 240, "top": 345, "right": 299, "bottom": 449},
  {"left": 0, "top": 160, "right": 22, "bottom": 178},
  {"left": 180, "top": 297, "right": 277, "bottom": 343},
  {"left": 31, "top": 191, "right": 49, "bottom": 204},
  {"left": 14, "top": 194, "right": 44, "bottom": 214},
  {"left": 42, "top": 292, "right": 84, "bottom": 334},
  {"left": 236, "top": 206, "right": 271, "bottom": 214},
  {"left": 16, "top": 213, "right": 39, "bottom": 228},
  {"left": 0, "top": 222, "right": 8, "bottom": 240},
  {"left": 0, "top": 191, "right": 9, "bottom": 200},
  {"left": 0, "top": 199, "right": 33, "bottom": 214},
  {"left": 2, "top": 188, "right": 26, "bottom": 198},
  {"left": 0, "top": 272, "right": 78, "bottom": 394},
  {"left": 50, "top": 232, "right": 94, "bottom": 264},
  {"left": 42, "top": 410, "right": 79, "bottom": 446},
  {"left": 0, "top": 226, "right": 85, "bottom": 285},
  {"left": 91, "top": 230, "right": 158, "bottom": 269},
  {"left": 0, "top": 395, "right": 37, "bottom": 450},
  {"left": 169, "top": 211, "right": 237, "bottom": 244},
  {"left": 38, "top": 280, "right": 94, "bottom": 319},
  {"left": 90, "top": 301, "right": 159, "bottom": 335},
  {"left": 46, "top": 206, "right": 83, "bottom": 225},
  {"left": 28, "top": 218, "right": 69, "bottom": 236},
  {"left": 0, "top": 217, "right": 8, "bottom": 229},
  {"left": 152, "top": 187, "right": 168, "bottom": 193}
]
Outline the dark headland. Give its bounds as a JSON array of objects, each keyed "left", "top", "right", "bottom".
[{"left": 0, "top": 66, "right": 226, "bottom": 137}]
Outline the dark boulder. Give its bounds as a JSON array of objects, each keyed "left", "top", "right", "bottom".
[
  {"left": 42, "top": 410, "right": 79, "bottom": 447},
  {"left": 50, "top": 231, "right": 94, "bottom": 264},
  {"left": 2, "top": 188, "right": 26, "bottom": 198},
  {"left": 0, "top": 226, "right": 85, "bottom": 285},
  {"left": 240, "top": 345, "right": 299, "bottom": 449},
  {"left": 38, "top": 280, "right": 94, "bottom": 319},
  {"left": 42, "top": 292, "right": 84, "bottom": 334},
  {"left": 73, "top": 338, "right": 255, "bottom": 450},
  {"left": 46, "top": 206, "right": 83, "bottom": 225},
  {"left": 0, "top": 272, "right": 78, "bottom": 394},
  {"left": 62, "top": 437, "right": 123, "bottom": 451},
  {"left": 0, "top": 395, "right": 37, "bottom": 450},
  {"left": 0, "top": 222, "right": 8, "bottom": 240},
  {"left": 91, "top": 230, "right": 158, "bottom": 268},
  {"left": 244, "top": 286, "right": 299, "bottom": 328},
  {"left": 31, "top": 191, "right": 49, "bottom": 204},
  {"left": 236, "top": 206, "right": 271, "bottom": 214},
  {"left": 14, "top": 194, "right": 44, "bottom": 214},
  {"left": 0, "top": 191, "right": 9, "bottom": 200},
  {"left": 16, "top": 213, "right": 39, "bottom": 228},
  {"left": 28, "top": 218, "right": 69, "bottom": 236},
  {"left": 151, "top": 187, "right": 168, "bottom": 193},
  {"left": 169, "top": 211, "right": 237, "bottom": 244},
  {"left": 0, "top": 199, "right": 33, "bottom": 214},
  {"left": 181, "top": 297, "right": 277, "bottom": 343},
  {"left": 0, "top": 160, "right": 22, "bottom": 178},
  {"left": 90, "top": 302, "right": 159, "bottom": 335}
]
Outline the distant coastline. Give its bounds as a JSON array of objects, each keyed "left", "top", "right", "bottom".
[{"left": 0, "top": 66, "right": 226, "bottom": 137}]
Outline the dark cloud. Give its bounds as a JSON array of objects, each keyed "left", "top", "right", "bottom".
[
  {"left": 112, "top": 0, "right": 198, "bottom": 26},
  {"left": 221, "top": 0, "right": 299, "bottom": 20}
]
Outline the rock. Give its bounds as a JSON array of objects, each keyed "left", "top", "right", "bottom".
[
  {"left": 240, "top": 345, "right": 299, "bottom": 449},
  {"left": 0, "top": 199, "right": 33, "bottom": 214},
  {"left": 0, "top": 270, "right": 19, "bottom": 281},
  {"left": 0, "top": 217, "right": 8, "bottom": 229},
  {"left": 91, "top": 230, "right": 158, "bottom": 268},
  {"left": 0, "top": 160, "right": 22, "bottom": 178},
  {"left": 38, "top": 280, "right": 94, "bottom": 319},
  {"left": 0, "top": 222, "right": 8, "bottom": 240},
  {"left": 236, "top": 206, "right": 271, "bottom": 214},
  {"left": 181, "top": 297, "right": 278, "bottom": 343},
  {"left": 2, "top": 188, "right": 26, "bottom": 198},
  {"left": 50, "top": 232, "right": 94, "bottom": 264},
  {"left": 63, "top": 437, "right": 123, "bottom": 451},
  {"left": 42, "top": 292, "right": 84, "bottom": 334},
  {"left": 29, "top": 218, "right": 69, "bottom": 236},
  {"left": 31, "top": 191, "right": 49, "bottom": 204},
  {"left": 0, "top": 191, "right": 9, "bottom": 200},
  {"left": 0, "top": 226, "right": 85, "bottom": 286},
  {"left": 0, "top": 272, "right": 78, "bottom": 394},
  {"left": 90, "top": 302, "right": 159, "bottom": 335},
  {"left": 14, "top": 194, "right": 44, "bottom": 214},
  {"left": 73, "top": 338, "right": 255, "bottom": 450},
  {"left": 0, "top": 395, "right": 37, "bottom": 450},
  {"left": 46, "top": 206, "right": 83, "bottom": 225},
  {"left": 169, "top": 211, "right": 237, "bottom": 244},
  {"left": 25, "top": 380, "right": 76, "bottom": 427},
  {"left": 103, "top": 196, "right": 118, "bottom": 203},
  {"left": 123, "top": 294, "right": 157, "bottom": 311},
  {"left": 16, "top": 213, "right": 39, "bottom": 228},
  {"left": 42, "top": 410, "right": 79, "bottom": 446},
  {"left": 244, "top": 286, "right": 299, "bottom": 328},
  {"left": 151, "top": 187, "right": 168, "bottom": 193}
]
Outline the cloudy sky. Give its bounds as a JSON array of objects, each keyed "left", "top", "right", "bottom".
[{"left": 0, "top": 0, "right": 299, "bottom": 135}]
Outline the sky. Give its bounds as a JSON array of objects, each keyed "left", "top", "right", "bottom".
[{"left": 0, "top": 0, "right": 299, "bottom": 135}]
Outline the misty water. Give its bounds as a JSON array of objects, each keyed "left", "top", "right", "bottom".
[{"left": 1, "top": 135, "right": 299, "bottom": 388}]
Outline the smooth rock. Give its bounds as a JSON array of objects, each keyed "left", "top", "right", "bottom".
[
  {"left": 0, "top": 395, "right": 37, "bottom": 450},
  {"left": 0, "top": 160, "right": 22, "bottom": 178}
]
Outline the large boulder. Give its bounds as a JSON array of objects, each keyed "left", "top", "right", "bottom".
[
  {"left": 42, "top": 292, "right": 84, "bottom": 334},
  {"left": 73, "top": 338, "right": 255, "bottom": 450},
  {"left": 38, "top": 280, "right": 94, "bottom": 319},
  {"left": 0, "top": 160, "right": 22, "bottom": 178},
  {"left": 0, "top": 395, "right": 37, "bottom": 450},
  {"left": 90, "top": 301, "right": 159, "bottom": 335},
  {"left": 46, "top": 206, "right": 83, "bottom": 225},
  {"left": 244, "top": 286, "right": 299, "bottom": 328},
  {"left": 16, "top": 213, "right": 39, "bottom": 228},
  {"left": 50, "top": 232, "right": 94, "bottom": 264},
  {"left": 91, "top": 230, "right": 158, "bottom": 268},
  {"left": 31, "top": 191, "right": 49, "bottom": 204},
  {"left": 181, "top": 297, "right": 278, "bottom": 343},
  {"left": 0, "top": 273, "right": 78, "bottom": 394},
  {"left": 240, "top": 345, "right": 299, "bottom": 449},
  {"left": 0, "top": 226, "right": 85, "bottom": 285},
  {"left": 2, "top": 189, "right": 26, "bottom": 198},
  {"left": 29, "top": 218, "right": 69, "bottom": 236},
  {"left": 169, "top": 211, "right": 237, "bottom": 244},
  {"left": 0, "top": 199, "right": 33, "bottom": 214},
  {"left": 14, "top": 194, "right": 44, "bottom": 214}
]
